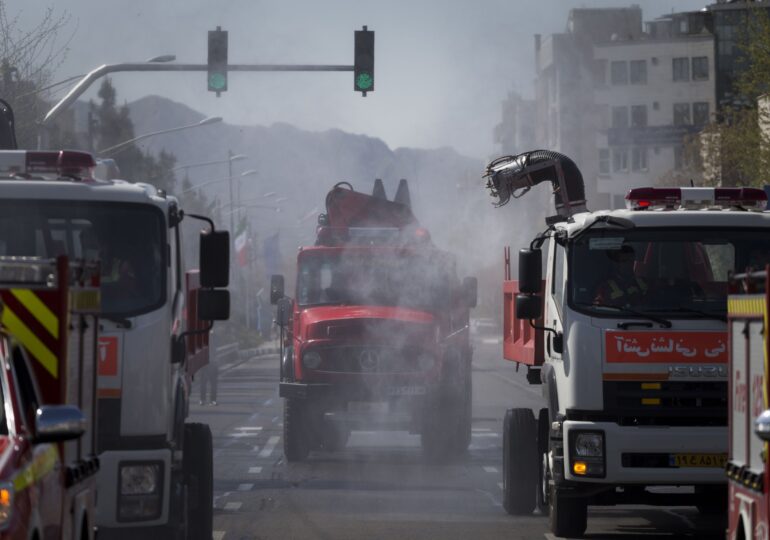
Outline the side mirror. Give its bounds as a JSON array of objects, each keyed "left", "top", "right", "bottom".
[
  {"left": 756, "top": 410, "right": 770, "bottom": 442},
  {"left": 198, "top": 289, "right": 230, "bottom": 321},
  {"left": 515, "top": 293, "right": 542, "bottom": 320},
  {"left": 463, "top": 277, "right": 478, "bottom": 308},
  {"left": 276, "top": 297, "right": 292, "bottom": 327},
  {"left": 519, "top": 248, "right": 542, "bottom": 294},
  {"left": 35, "top": 405, "right": 86, "bottom": 443},
  {"left": 270, "top": 274, "right": 285, "bottom": 305},
  {"left": 200, "top": 230, "right": 230, "bottom": 288}
]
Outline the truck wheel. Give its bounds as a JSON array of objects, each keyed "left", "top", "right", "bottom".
[
  {"left": 549, "top": 485, "right": 587, "bottom": 538},
  {"left": 457, "top": 367, "right": 473, "bottom": 453},
  {"left": 284, "top": 398, "right": 310, "bottom": 462},
  {"left": 502, "top": 408, "right": 537, "bottom": 515},
  {"left": 184, "top": 422, "right": 213, "bottom": 540},
  {"left": 536, "top": 408, "right": 550, "bottom": 512}
]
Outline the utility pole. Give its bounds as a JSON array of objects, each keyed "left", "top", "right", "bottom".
[{"left": 228, "top": 149, "right": 235, "bottom": 243}]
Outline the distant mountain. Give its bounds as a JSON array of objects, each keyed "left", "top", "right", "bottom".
[{"left": 124, "top": 95, "right": 549, "bottom": 291}]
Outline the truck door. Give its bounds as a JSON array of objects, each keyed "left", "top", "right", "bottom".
[{"left": 546, "top": 241, "right": 566, "bottom": 361}]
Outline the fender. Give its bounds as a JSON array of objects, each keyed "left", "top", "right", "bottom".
[
  {"left": 541, "top": 363, "right": 559, "bottom": 421},
  {"left": 281, "top": 346, "right": 294, "bottom": 382}
]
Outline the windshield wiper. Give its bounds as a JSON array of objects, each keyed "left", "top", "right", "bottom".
[
  {"left": 647, "top": 307, "right": 726, "bottom": 323},
  {"left": 575, "top": 302, "right": 672, "bottom": 328},
  {"left": 100, "top": 315, "right": 132, "bottom": 328}
]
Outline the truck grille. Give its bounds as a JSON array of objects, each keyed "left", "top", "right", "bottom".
[
  {"left": 314, "top": 345, "right": 428, "bottom": 374},
  {"left": 598, "top": 381, "right": 727, "bottom": 427}
]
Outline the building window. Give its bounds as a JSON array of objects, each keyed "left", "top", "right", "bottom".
[
  {"left": 599, "top": 149, "right": 610, "bottom": 175},
  {"left": 630, "top": 60, "right": 647, "bottom": 84},
  {"left": 674, "top": 103, "right": 691, "bottom": 126},
  {"left": 692, "top": 56, "right": 709, "bottom": 81},
  {"left": 631, "top": 105, "right": 648, "bottom": 127},
  {"left": 611, "top": 61, "right": 628, "bottom": 85},
  {"left": 673, "top": 57, "right": 690, "bottom": 81},
  {"left": 612, "top": 148, "right": 629, "bottom": 172},
  {"left": 612, "top": 106, "right": 629, "bottom": 128},
  {"left": 693, "top": 102, "right": 710, "bottom": 126},
  {"left": 632, "top": 147, "right": 648, "bottom": 171}
]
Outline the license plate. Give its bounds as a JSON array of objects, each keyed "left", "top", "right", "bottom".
[
  {"left": 670, "top": 453, "right": 727, "bottom": 468},
  {"left": 386, "top": 386, "right": 426, "bottom": 397},
  {"left": 348, "top": 402, "right": 389, "bottom": 414}
]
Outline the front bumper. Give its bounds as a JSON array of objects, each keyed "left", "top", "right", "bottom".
[
  {"left": 562, "top": 421, "right": 727, "bottom": 485},
  {"left": 96, "top": 449, "right": 172, "bottom": 528}
]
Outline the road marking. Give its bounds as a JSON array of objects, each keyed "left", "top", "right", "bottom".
[
  {"left": 264, "top": 398, "right": 274, "bottom": 406},
  {"left": 483, "top": 466, "right": 498, "bottom": 473},
  {"left": 473, "top": 433, "right": 500, "bottom": 438},
  {"left": 235, "top": 426, "right": 263, "bottom": 431},
  {"left": 229, "top": 432, "right": 260, "bottom": 438},
  {"left": 248, "top": 466, "right": 262, "bottom": 474},
  {"left": 259, "top": 436, "right": 280, "bottom": 458},
  {"left": 252, "top": 445, "right": 261, "bottom": 453},
  {"left": 482, "top": 338, "right": 501, "bottom": 344},
  {"left": 497, "top": 482, "right": 504, "bottom": 490},
  {"left": 224, "top": 501, "right": 242, "bottom": 511},
  {"left": 472, "top": 427, "right": 492, "bottom": 432},
  {"left": 237, "top": 483, "right": 254, "bottom": 491},
  {"left": 213, "top": 532, "right": 226, "bottom": 540}
]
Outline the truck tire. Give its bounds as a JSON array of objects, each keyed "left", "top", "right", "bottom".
[
  {"left": 502, "top": 408, "right": 537, "bottom": 515},
  {"left": 184, "top": 422, "right": 213, "bottom": 540},
  {"left": 284, "top": 398, "right": 310, "bottom": 462},
  {"left": 536, "top": 407, "right": 550, "bottom": 512},
  {"left": 549, "top": 485, "right": 587, "bottom": 538}
]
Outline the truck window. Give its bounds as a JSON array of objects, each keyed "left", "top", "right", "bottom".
[
  {"left": 11, "top": 348, "right": 39, "bottom": 432},
  {"left": 552, "top": 243, "right": 566, "bottom": 310},
  {"left": 0, "top": 201, "right": 165, "bottom": 318},
  {"left": 570, "top": 228, "right": 769, "bottom": 317}
]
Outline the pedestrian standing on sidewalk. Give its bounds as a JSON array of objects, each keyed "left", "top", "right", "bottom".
[{"left": 199, "top": 325, "right": 221, "bottom": 406}]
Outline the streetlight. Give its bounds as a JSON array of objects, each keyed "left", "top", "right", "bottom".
[
  {"left": 181, "top": 169, "right": 256, "bottom": 195},
  {"left": 97, "top": 116, "right": 223, "bottom": 156},
  {"left": 147, "top": 55, "right": 177, "bottom": 63}
]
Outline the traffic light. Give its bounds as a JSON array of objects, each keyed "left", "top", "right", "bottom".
[
  {"left": 208, "top": 27, "right": 228, "bottom": 95},
  {"left": 354, "top": 26, "right": 374, "bottom": 96}
]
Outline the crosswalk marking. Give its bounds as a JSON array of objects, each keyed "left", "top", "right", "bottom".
[
  {"left": 248, "top": 466, "right": 262, "bottom": 474},
  {"left": 213, "top": 532, "right": 226, "bottom": 540},
  {"left": 235, "top": 426, "right": 263, "bottom": 431},
  {"left": 237, "top": 483, "right": 254, "bottom": 491},
  {"left": 483, "top": 466, "right": 498, "bottom": 473},
  {"left": 259, "top": 436, "right": 280, "bottom": 458},
  {"left": 497, "top": 482, "right": 504, "bottom": 490},
  {"left": 229, "top": 432, "right": 260, "bottom": 438},
  {"left": 224, "top": 501, "right": 242, "bottom": 511}
]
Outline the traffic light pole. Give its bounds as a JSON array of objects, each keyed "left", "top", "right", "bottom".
[{"left": 39, "top": 61, "right": 355, "bottom": 148}]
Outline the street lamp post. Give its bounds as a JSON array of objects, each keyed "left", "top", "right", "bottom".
[{"left": 97, "top": 116, "right": 222, "bottom": 156}]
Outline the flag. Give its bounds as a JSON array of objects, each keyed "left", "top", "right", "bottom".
[
  {"left": 263, "top": 232, "right": 281, "bottom": 275},
  {"left": 234, "top": 218, "right": 249, "bottom": 267}
]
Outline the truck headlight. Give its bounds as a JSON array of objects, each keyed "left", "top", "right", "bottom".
[
  {"left": 574, "top": 432, "right": 604, "bottom": 457},
  {"left": 120, "top": 463, "right": 160, "bottom": 495},
  {"left": 0, "top": 483, "right": 13, "bottom": 529},
  {"left": 118, "top": 462, "right": 163, "bottom": 522},
  {"left": 569, "top": 430, "right": 605, "bottom": 478},
  {"left": 302, "top": 350, "right": 322, "bottom": 370}
]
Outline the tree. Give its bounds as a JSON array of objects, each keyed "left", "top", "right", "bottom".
[
  {"left": 0, "top": 2, "right": 72, "bottom": 148},
  {"left": 691, "top": 11, "right": 770, "bottom": 187}
]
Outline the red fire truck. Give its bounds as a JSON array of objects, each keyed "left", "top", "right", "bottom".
[
  {"left": 271, "top": 181, "right": 477, "bottom": 461},
  {"left": 0, "top": 255, "right": 101, "bottom": 539},
  {"left": 727, "top": 267, "right": 770, "bottom": 540}
]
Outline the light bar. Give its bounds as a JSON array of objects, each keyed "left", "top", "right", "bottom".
[
  {"left": 625, "top": 187, "right": 767, "bottom": 211},
  {"left": 0, "top": 150, "right": 96, "bottom": 180}
]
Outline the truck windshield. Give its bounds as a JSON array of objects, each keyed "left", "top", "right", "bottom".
[
  {"left": 570, "top": 228, "right": 770, "bottom": 318},
  {"left": 0, "top": 201, "right": 165, "bottom": 317},
  {"left": 297, "top": 249, "right": 456, "bottom": 311}
]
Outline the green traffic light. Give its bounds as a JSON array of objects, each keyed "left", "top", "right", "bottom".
[
  {"left": 209, "top": 72, "right": 227, "bottom": 91},
  {"left": 356, "top": 73, "right": 373, "bottom": 91}
]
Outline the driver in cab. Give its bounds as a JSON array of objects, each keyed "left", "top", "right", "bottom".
[{"left": 594, "top": 244, "right": 648, "bottom": 306}]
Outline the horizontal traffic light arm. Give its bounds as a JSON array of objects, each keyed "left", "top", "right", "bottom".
[{"left": 42, "top": 62, "right": 356, "bottom": 128}]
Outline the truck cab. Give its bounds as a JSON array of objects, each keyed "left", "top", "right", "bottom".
[
  {"left": 0, "top": 149, "right": 230, "bottom": 539},
  {"left": 273, "top": 182, "right": 476, "bottom": 461}
]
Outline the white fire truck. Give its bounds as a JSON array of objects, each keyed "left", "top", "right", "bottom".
[
  {"left": 0, "top": 149, "right": 230, "bottom": 539},
  {"left": 484, "top": 150, "right": 770, "bottom": 537}
]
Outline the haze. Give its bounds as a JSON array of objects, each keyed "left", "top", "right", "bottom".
[{"left": 12, "top": 0, "right": 704, "bottom": 159}]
